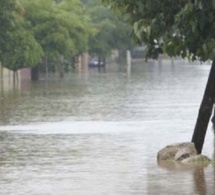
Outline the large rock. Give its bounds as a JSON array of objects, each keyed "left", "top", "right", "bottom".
[
  {"left": 174, "top": 147, "right": 197, "bottom": 161},
  {"left": 157, "top": 142, "right": 197, "bottom": 161}
]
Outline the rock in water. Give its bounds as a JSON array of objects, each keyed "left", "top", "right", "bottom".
[
  {"left": 157, "top": 142, "right": 197, "bottom": 161},
  {"left": 174, "top": 147, "right": 197, "bottom": 161}
]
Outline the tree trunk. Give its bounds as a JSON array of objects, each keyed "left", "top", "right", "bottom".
[
  {"left": 31, "top": 66, "right": 39, "bottom": 81},
  {"left": 191, "top": 57, "right": 215, "bottom": 154},
  {"left": 59, "top": 56, "right": 64, "bottom": 78},
  {"left": 12, "top": 70, "right": 18, "bottom": 86},
  {"left": 0, "top": 62, "right": 3, "bottom": 79},
  {"left": 211, "top": 107, "right": 215, "bottom": 126},
  {"left": 16, "top": 71, "right": 18, "bottom": 84},
  {"left": 97, "top": 56, "right": 100, "bottom": 72},
  {"left": 13, "top": 71, "right": 15, "bottom": 85},
  {"left": 45, "top": 55, "right": 48, "bottom": 79}
]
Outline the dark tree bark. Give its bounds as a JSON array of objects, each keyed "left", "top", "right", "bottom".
[
  {"left": 98, "top": 55, "right": 101, "bottom": 72},
  {"left": 31, "top": 66, "right": 39, "bottom": 81},
  {"left": 191, "top": 57, "right": 215, "bottom": 154},
  {"left": 44, "top": 55, "right": 48, "bottom": 79},
  {"left": 211, "top": 107, "right": 215, "bottom": 126},
  {"left": 58, "top": 56, "right": 64, "bottom": 78}
]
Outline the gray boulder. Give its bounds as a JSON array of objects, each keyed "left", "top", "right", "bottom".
[
  {"left": 157, "top": 142, "right": 197, "bottom": 161},
  {"left": 174, "top": 147, "right": 197, "bottom": 161}
]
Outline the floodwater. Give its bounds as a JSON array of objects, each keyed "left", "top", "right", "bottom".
[{"left": 0, "top": 59, "right": 214, "bottom": 195}]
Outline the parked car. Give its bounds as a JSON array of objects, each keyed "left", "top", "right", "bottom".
[{"left": 88, "top": 60, "right": 104, "bottom": 67}]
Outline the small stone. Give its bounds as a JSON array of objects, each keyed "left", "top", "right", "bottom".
[{"left": 181, "top": 155, "right": 211, "bottom": 164}]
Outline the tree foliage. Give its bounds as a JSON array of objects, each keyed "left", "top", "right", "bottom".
[
  {"left": 22, "top": 0, "right": 91, "bottom": 58},
  {"left": 0, "top": 0, "right": 133, "bottom": 72},
  {"left": 0, "top": 0, "right": 43, "bottom": 71},
  {"left": 103, "top": 0, "right": 215, "bottom": 61},
  {"left": 84, "top": 0, "right": 132, "bottom": 58}
]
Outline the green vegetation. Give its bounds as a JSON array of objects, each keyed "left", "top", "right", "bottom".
[
  {"left": 84, "top": 0, "right": 132, "bottom": 62},
  {"left": 102, "top": 0, "right": 215, "bottom": 61},
  {"left": 0, "top": 0, "right": 132, "bottom": 78},
  {"left": 0, "top": 0, "right": 43, "bottom": 80},
  {"left": 22, "top": 0, "right": 92, "bottom": 77},
  {"left": 102, "top": 0, "right": 215, "bottom": 154}
]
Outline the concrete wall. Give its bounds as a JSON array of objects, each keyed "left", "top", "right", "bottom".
[
  {"left": 0, "top": 64, "right": 31, "bottom": 92},
  {"left": 0, "top": 64, "right": 31, "bottom": 81},
  {"left": 77, "top": 53, "right": 89, "bottom": 72},
  {"left": 0, "top": 65, "right": 14, "bottom": 82},
  {"left": 20, "top": 68, "right": 31, "bottom": 81}
]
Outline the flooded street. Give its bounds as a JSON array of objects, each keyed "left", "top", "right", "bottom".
[{"left": 0, "top": 60, "right": 214, "bottom": 195}]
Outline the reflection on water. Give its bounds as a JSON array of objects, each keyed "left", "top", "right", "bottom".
[
  {"left": 0, "top": 59, "right": 215, "bottom": 195},
  {"left": 157, "top": 158, "right": 210, "bottom": 194},
  {"left": 194, "top": 166, "right": 206, "bottom": 195}
]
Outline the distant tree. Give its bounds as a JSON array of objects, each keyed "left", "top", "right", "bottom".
[
  {"left": 0, "top": 0, "right": 43, "bottom": 80},
  {"left": 22, "top": 0, "right": 92, "bottom": 76},
  {"left": 83, "top": 0, "right": 132, "bottom": 61},
  {"left": 103, "top": 0, "right": 215, "bottom": 154}
]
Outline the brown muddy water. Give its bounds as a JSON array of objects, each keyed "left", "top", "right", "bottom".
[{"left": 0, "top": 59, "right": 214, "bottom": 195}]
